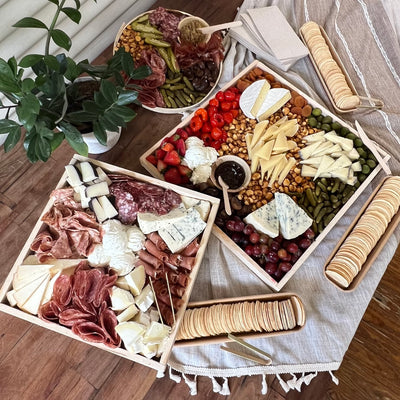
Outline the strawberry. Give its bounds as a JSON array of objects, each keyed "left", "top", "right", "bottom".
[
  {"left": 157, "top": 159, "right": 168, "bottom": 173},
  {"left": 170, "top": 134, "right": 181, "bottom": 143},
  {"left": 163, "top": 150, "right": 181, "bottom": 166},
  {"left": 180, "top": 174, "right": 190, "bottom": 184},
  {"left": 177, "top": 164, "right": 192, "bottom": 177},
  {"left": 176, "top": 128, "right": 189, "bottom": 140},
  {"left": 160, "top": 136, "right": 171, "bottom": 147},
  {"left": 164, "top": 167, "right": 182, "bottom": 184},
  {"left": 155, "top": 148, "right": 166, "bottom": 160},
  {"left": 161, "top": 142, "right": 174, "bottom": 152},
  {"left": 145, "top": 154, "right": 157, "bottom": 166},
  {"left": 175, "top": 138, "right": 186, "bottom": 156}
]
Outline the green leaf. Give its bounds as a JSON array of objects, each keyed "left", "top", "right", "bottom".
[
  {"left": 51, "top": 130, "right": 64, "bottom": 151},
  {"left": 51, "top": 29, "right": 72, "bottom": 51},
  {"left": 93, "top": 91, "right": 110, "bottom": 109},
  {"left": 59, "top": 121, "right": 88, "bottom": 156},
  {"left": 0, "top": 76, "right": 20, "bottom": 93},
  {"left": 35, "top": 135, "right": 52, "bottom": 162},
  {"left": 16, "top": 93, "right": 40, "bottom": 130},
  {"left": 130, "top": 65, "right": 152, "bottom": 80},
  {"left": 55, "top": 54, "right": 69, "bottom": 74},
  {"left": 0, "top": 58, "right": 16, "bottom": 78},
  {"left": 0, "top": 120, "right": 21, "bottom": 152},
  {"left": 103, "top": 109, "right": 125, "bottom": 127},
  {"left": 44, "top": 55, "right": 60, "bottom": 71},
  {"left": 99, "top": 115, "right": 117, "bottom": 132},
  {"left": 83, "top": 100, "right": 101, "bottom": 114},
  {"left": 61, "top": 7, "right": 81, "bottom": 24},
  {"left": 100, "top": 79, "right": 118, "bottom": 104},
  {"left": 8, "top": 57, "right": 18, "bottom": 75},
  {"left": 13, "top": 17, "right": 48, "bottom": 30},
  {"left": 121, "top": 51, "right": 134, "bottom": 76},
  {"left": 116, "top": 90, "right": 138, "bottom": 106},
  {"left": 26, "top": 136, "right": 39, "bottom": 163},
  {"left": 111, "top": 105, "right": 137, "bottom": 122},
  {"left": 65, "top": 57, "right": 81, "bottom": 81},
  {"left": 19, "top": 54, "right": 44, "bottom": 68},
  {"left": 21, "top": 78, "right": 35, "bottom": 92},
  {"left": 48, "top": 0, "right": 59, "bottom": 5},
  {"left": 74, "top": 0, "right": 81, "bottom": 9},
  {"left": 93, "top": 120, "right": 107, "bottom": 146},
  {"left": 67, "top": 110, "right": 97, "bottom": 123}
]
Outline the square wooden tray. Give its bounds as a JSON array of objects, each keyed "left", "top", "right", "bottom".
[
  {"left": 324, "top": 176, "right": 400, "bottom": 291},
  {"left": 0, "top": 154, "right": 220, "bottom": 372},
  {"left": 175, "top": 292, "right": 305, "bottom": 347},
  {"left": 139, "top": 60, "right": 390, "bottom": 291}
]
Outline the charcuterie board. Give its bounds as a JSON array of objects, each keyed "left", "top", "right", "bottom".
[
  {"left": 140, "top": 60, "right": 390, "bottom": 291},
  {"left": 0, "top": 155, "right": 220, "bottom": 372}
]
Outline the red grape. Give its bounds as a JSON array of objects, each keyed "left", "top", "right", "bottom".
[
  {"left": 249, "top": 232, "right": 260, "bottom": 244},
  {"left": 252, "top": 244, "right": 262, "bottom": 257},
  {"left": 243, "top": 224, "right": 254, "bottom": 235},
  {"left": 264, "top": 262, "right": 278, "bottom": 275},
  {"left": 234, "top": 220, "right": 245, "bottom": 232},
  {"left": 225, "top": 220, "right": 235, "bottom": 231},
  {"left": 259, "top": 234, "right": 269, "bottom": 244},
  {"left": 245, "top": 245, "right": 253, "bottom": 256},
  {"left": 275, "top": 234, "right": 283, "bottom": 244},
  {"left": 270, "top": 241, "right": 280, "bottom": 252},
  {"left": 287, "top": 242, "right": 299, "bottom": 254},
  {"left": 240, "top": 236, "right": 250, "bottom": 247},
  {"left": 277, "top": 248, "right": 288, "bottom": 259},
  {"left": 303, "top": 228, "right": 315, "bottom": 240},
  {"left": 298, "top": 238, "right": 312, "bottom": 249},
  {"left": 265, "top": 251, "right": 279, "bottom": 263},
  {"left": 260, "top": 244, "right": 269, "bottom": 254},
  {"left": 279, "top": 262, "right": 293, "bottom": 273},
  {"left": 231, "top": 232, "right": 242, "bottom": 243}
]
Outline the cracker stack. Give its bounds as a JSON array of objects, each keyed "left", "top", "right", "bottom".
[
  {"left": 176, "top": 297, "right": 305, "bottom": 341},
  {"left": 300, "top": 21, "right": 360, "bottom": 110},
  {"left": 326, "top": 176, "right": 400, "bottom": 288}
]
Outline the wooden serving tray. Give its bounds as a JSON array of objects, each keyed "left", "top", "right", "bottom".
[
  {"left": 299, "top": 24, "right": 383, "bottom": 113},
  {"left": 174, "top": 292, "right": 305, "bottom": 347},
  {"left": 0, "top": 154, "right": 220, "bottom": 372},
  {"left": 140, "top": 59, "right": 390, "bottom": 292},
  {"left": 324, "top": 176, "right": 400, "bottom": 291}
]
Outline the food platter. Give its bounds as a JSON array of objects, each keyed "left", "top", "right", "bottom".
[
  {"left": 0, "top": 155, "right": 220, "bottom": 372},
  {"left": 140, "top": 60, "right": 390, "bottom": 291},
  {"left": 113, "top": 7, "right": 224, "bottom": 114}
]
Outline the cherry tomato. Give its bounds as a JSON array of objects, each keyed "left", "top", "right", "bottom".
[
  {"left": 201, "top": 121, "right": 212, "bottom": 133},
  {"left": 221, "top": 131, "right": 228, "bottom": 141},
  {"left": 222, "top": 111, "right": 234, "bottom": 124},
  {"left": 211, "top": 127, "right": 223, "bottom": 140},
  {"left": 209, "top": 98, "right": 219, "bottom": 107},
  {"left": 230, "top": 86, "right": 239, "bottom": 94},
  {"left": 231, "top": 100, "right": 239, "bottom": 109},
  {"left": 231, "top": 109, "right": 239, "bottom": 118},
  {"left": 220, "top": 101, "right": 232, "bottom": 112},
  {"left": 200, "top": 132, "right": 212, "bottom": 145},
  {"left": 210, "top": 113, "right": 224, "bottom": 128},
  {"left": 190, "top": 115, "right": 203, "bottom": 132},
  {"left": 216, "top": 91, "right": 225, "bottom": 102},
  {"left": 224, "top": 90, "right": 236, "bottom": 101},
  {"left": 207, "top": 105, "right": 218, "bottom": 116},
  {"left": 195, "top": 108, "right": 208, "bottom": 122},
  {"left": 211, "top": 140, "right": 222, "bottom": 150}
]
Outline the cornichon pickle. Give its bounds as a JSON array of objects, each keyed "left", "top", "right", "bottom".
[
  {"left": 144, "top": 37, "right": 171, "bottom": 47},
  {"left": 313, "top": 203, "right": 324, "bottom": 218},
  {"left": 324, "top": 213, "right": 336, "bottom": 226},
  {"left": 306, "top": 188, "right": 317, "bottom": 207},
  {"left": 316, "top": 207, "right": 329, "bottom": 223},
  {"left": 131, "top": 22, "right": 162, "bottom": 35}
]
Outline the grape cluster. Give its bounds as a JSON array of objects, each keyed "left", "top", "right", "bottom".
[{"left": 223, "top": 216, "right": 315, "bottom": 282}]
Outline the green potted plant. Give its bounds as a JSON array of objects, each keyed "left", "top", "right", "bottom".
[{"left": 0, "top": 0, "right": 151, "bottom": 162}]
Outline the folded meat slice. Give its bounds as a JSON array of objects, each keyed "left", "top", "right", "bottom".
[{"left": 144, "top": 240, "right": 168, "bottom": 262}]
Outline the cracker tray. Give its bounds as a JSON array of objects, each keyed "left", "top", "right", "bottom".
[
  {"left": 175, "top": 292, "right": 305, "bottom": 347},
  {"left": 0, "top": 154, "right": 220, "bottom": 372},
  {"left": 324, "top": 175, "right": 400, "bottom": 291}
]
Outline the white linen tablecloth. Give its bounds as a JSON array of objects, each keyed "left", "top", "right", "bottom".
[{"left": 166, "top": 0, "right": 400, "bottom": 395}]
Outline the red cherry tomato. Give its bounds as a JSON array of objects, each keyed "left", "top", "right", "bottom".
[
  {"left": 224, "top": 90, "right": 236, "bottom": 101},
  {"left": 200, "top": 132, "right": 212, "bottom": 145},
  {"left": 216, "top": 91, "right": 225, "bottom": 102},
  {"left": 222, "top": 111, "right": 234, "bottom": 124},
  {"left": 220, "top": 101, "right": 232, "bottom": 112},
  {"left": 221, "top": 131, "right": 228, "bottom": 141},
  {"left": 231, "top": 100, "right": 239, "bottom": 109},
  {"left": 230, "top": 86, "right": 239, "bottom": 94},
  {"left": 210, "top": 113, "right": 225, "bottom": 128},
  {"left": 209, "top": 98, "right": 219, "bottom": 107},
  {"left": 195, "top": 108, "right": 208, "bottom": 122},
  {"left": 230, "top": 109, "right": 239, "bottom": 118},
  {"left": 211, "top": 140, "right": 222, "bottom": 150},
  {"left": 207, "top": 105, "right": 218, "bottom": 116},
  {"left": 190, "top": 115, "right": 203, "bottom": 132},
  {"left": 211, "top": 127, "right": 223, "bottom": 140},
  {"left": 201, "top": 121, "right": 212, "bottom": 133}
]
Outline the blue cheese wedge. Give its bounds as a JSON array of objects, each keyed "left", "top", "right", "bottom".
[
  {"left": 243, "top": 200, "right": 279, "bottom": 238},
  {"left": 274, "top": 193, "right": 313, "bottom": 240},
  {"left": 158, "top": 208, "right": 206, "bottom": 253},
  {"left": 137, "top": 203, "right": 187, "bottom": 234},
  {"left": 180, "top": 196, "right": 211, "bottom": 221}
]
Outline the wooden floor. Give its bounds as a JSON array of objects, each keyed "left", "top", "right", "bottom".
[{"left": 1, "top": 0, "right": 400, "bottom": 399}]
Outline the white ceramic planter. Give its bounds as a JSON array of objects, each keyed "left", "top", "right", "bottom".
[{"left": 82, "top": 127, "right": 121, "bottom": 154}]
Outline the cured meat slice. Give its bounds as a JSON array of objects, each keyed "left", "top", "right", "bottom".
[
  {"left": 180, "top": 238, "right": 200, "bottom": 257},
  {"left": 168, "top": 254, "right": 196, "bottom": 271},
  {"left": 38, "top": 300, "right": 61, "bottom": 321},
  {"left": 138, "top": 250, "right": 163, "bottom": 270},
  {"left": 59, "top": 308, "right": 96, "bottom": 327},
  {"left": 135, "top": 259, "right": 160, "bottom": 279},
  {"left": 99, "top": 306, "right": 121, "bottom": 347},
  {"left": 147, "top": 232, "right": 168, "bottom": 251},
  {"left": 144, "top": 240, "right": 168, "bottom": 262},
  {"left": 52, "top": 274, "right": 73, "bottom": 308}
]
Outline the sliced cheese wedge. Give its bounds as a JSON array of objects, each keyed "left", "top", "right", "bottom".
[
  {"left": 278, "top": 157, "right": 296, "bottom": 185},
  {"left": 258, "top": 88, "right": 291, "bottom": 121},
  {"left": 13, "top": 270, "right": 50, "bottom": 291},
  {"left": 268, "top": 157, "right": 287, "bottom": 187},
  {"left": 20, "top": 274, "right": 51, "bottom": 315},
  {"left": 250, "top": 120, "right": 269, "bottom": 149},
  {"left": 13, "top": 273, "right": 50, "bottom": 306},
  {"left": 272, "top": 131, "right": 290, "bottom": 153},
  {"left": 243, "top": 200, "right": 279, "bottom": 238},
  {"left": 251, "top": 80, "right": 271, "bottom": 117},
  {"left": 41, "top": 271, "right": 61, "bottom": 305},
  {"left": 324, "top": 132, "right": 354, "bottom": 152},
  {"left": 255, "top": 140, "right": 274, "bottom": 161},
  {"left": 314, "top": 155, "right": 335, "bottom": 179},
  {"left": 260, "top": 155, "right": 284, "bottom": 181},
  {"left": 117, "top": 304, "right": 139, "bottom": 323}
]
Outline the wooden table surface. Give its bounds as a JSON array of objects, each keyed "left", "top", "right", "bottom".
[{"left": 1, "top": 1, "right": 400, "bottom": 399}]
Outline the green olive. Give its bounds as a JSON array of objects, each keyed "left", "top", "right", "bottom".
[
  {"left": 367, "top": 159, "right": 377, "bottom": 168},
  {"left": 331, "top": 122, "right": 342, "bottom": 131},
  {"left": 346, "top": 133, "right": 357, "bottom": 140},
  {"left": 340, "top": 127, "right": 350, "bottom": 136},
  {"left": 322, "top": 116, "right": 332, "bottom": 124},
  {"left": 308, "top": 117, "right": 317, "bottom": 127},
  {"left": 312, "top": 108, "right": 322, "bottom": 117},
  {"left": 321, "top": 123, "right": 332, "bottom": 131},
  {"left": 354, "top": 138, "right": 363, "bottom": 147}
]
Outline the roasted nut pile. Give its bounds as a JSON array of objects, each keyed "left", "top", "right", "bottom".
[{"left": 114, "top": 25, "right": 149, "bottom": 61}]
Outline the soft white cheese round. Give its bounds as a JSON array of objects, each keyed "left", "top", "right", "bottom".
[
  {"left": 185, "top": 136, "right": 204, "bottom": 149},
  {"left": 109, "top": 252, "right": 136, "bottom": 276},
  {"left": 190, "top": 164, "right": 212, "bottom": 184},
  {"left": 184, "top": 145, "right": 218, "bottom": 170},
  {"left": 87, "top": 244, "right": 111, "bottom": 267},
  {"left": 102, "top": 230, "right": 128, "bottom": 256},
  {"left": 126, "top": 225, "right": 146, "bottom": 252}
]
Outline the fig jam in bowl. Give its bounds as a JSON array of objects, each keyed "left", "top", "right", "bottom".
[{"left": 210, "top": 155, "right": 251, "bottom": 193}]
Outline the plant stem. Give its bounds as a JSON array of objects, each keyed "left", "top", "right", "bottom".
[{"left": 45, "top": 0, "right": 67, "bottom": 55}]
